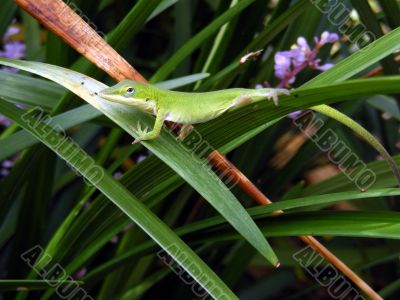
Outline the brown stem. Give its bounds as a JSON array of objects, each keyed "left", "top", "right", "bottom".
[
  {"left": 15, "top": 0, "right": 146, "bottom": 83},
  {"left": 15, "top": 1, "right": 382, "bottom": 299}
]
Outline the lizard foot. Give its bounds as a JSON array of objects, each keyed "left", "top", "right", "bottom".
[
  {"left": 130, "top": 120, "right": 149, "bottom": 144},
  {"left": 263, "top": 88, "right": 290, "bottom": 106}
]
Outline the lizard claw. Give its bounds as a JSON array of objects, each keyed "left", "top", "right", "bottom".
[
  {"left": 136, "top": 120, "right": 142, "bottom": 131},
  {"left": 130, "top": 121, "right": 151, "bottom": 144},
  {"left": 132, "top": 137, "right": 142, "bottom": 144}
]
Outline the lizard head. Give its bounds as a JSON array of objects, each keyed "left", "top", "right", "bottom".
[{"left": 99, "top": 80, "right": 156, "bottom": 112}]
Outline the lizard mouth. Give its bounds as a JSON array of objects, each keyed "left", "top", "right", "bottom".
[
  {"left": 98, "top": 91, "right": 134, "bottom": 105},
  {"left": 97, "top": 87, "right": 114, "bottom": 99},
  {"left": 97, "top": 92, "right": 114, "bottom": 100}
]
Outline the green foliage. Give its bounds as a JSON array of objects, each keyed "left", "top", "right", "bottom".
[{"left": 0, "top": 1, "right": 400, "bottom": 299}]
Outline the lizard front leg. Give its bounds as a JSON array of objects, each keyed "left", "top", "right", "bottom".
[{"left": 132, "top": 110, "right": 166, "bottom": 143}]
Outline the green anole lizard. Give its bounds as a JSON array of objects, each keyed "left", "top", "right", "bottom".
[
  {"left": 99, "top": 80, "right": 289, "bottom": 143},
  {"left": 98, "top": 80, "right": 400, "bottom": 186}
]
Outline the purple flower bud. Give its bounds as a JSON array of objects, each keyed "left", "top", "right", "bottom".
[
  {"left": 3, "top": 26, "right": 19, "bottom": 40},
  {"left": 319, "top": 31, "right": 339, "bottom": 45},
  {"left": 74, "top": 268, "right": 87, "bottom": 279},
  {"left": 327, "top": 33, "right": 339, "bottom": 43},
  {"left": 320, "top": 31, "right": 330, "bottom": 44},
  {"left": 137, "top": 155, "right": 147, "bottom": 163},
  {"left": 255, "top": 84, "right": 264, "bottom": 89},
  {"left": 296, "top": 37, "right": 310, "bottom": 52},
  {"left": 2, "top": 160, "right": 14, "bottom": 168}
]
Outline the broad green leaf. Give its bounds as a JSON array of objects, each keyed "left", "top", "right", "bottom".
[
  {"left": 217, "top": 211, "right": 400, "bottom": 240},
  {"left": 178, "top": 188, "right": 400, "bottom": 237}
]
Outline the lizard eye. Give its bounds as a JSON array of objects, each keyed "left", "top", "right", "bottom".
[{"left": 126, "top": 87, "right": 135, "bottom": 94}]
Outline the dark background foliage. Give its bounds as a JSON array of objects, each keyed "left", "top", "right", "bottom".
[{"left": 0, "top": 0, "right": 400, "bottom": 299}]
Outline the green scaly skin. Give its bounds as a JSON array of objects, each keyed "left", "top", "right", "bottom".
[
  {"left": 99, "top": 80, "right": 289, "bottom": 142},
  {"left": 313, "top": 104, "right": 400, "bottom": 187}
]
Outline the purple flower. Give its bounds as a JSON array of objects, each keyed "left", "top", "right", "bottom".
[
  {"left": 292, "top": 37, "right": 311, "bottom": 66},
  {"left": 113, "top": 171, "right": 122, "bottom": 179},
  {"left": 0, "top": 115, "right": 11, "bottom": 127},
  {"left": 269, "top": 32, "right": 339, "bottom": 119},
  {"left": 2, "top": 160, "right": 14, "bottom": 168},
  {"left": 1, "top": 158, "right": 16, "bottom": 179},
  {"left": 1, "top": 24, "right": 26, "bottom": 73},
  {"left": 273, "top": 31, "right": 339, "bottom": 88},
  {"left": 0, "top": 41, "right": 26, "bottom": 59}
]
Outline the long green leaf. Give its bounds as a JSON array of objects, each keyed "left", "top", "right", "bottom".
[{"left": 194, "top": 211, "right": 400, "bottom": 241}]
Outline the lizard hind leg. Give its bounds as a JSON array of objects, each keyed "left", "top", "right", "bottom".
[
  {"left": 260, "top": 88, "right": 290, "bottom": 106},
  {"left": 233, "top": 94, "right": 252, "bottom": 107},
  {"left": 178, "top": 124, "right": 194, "bottom": 141}
]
